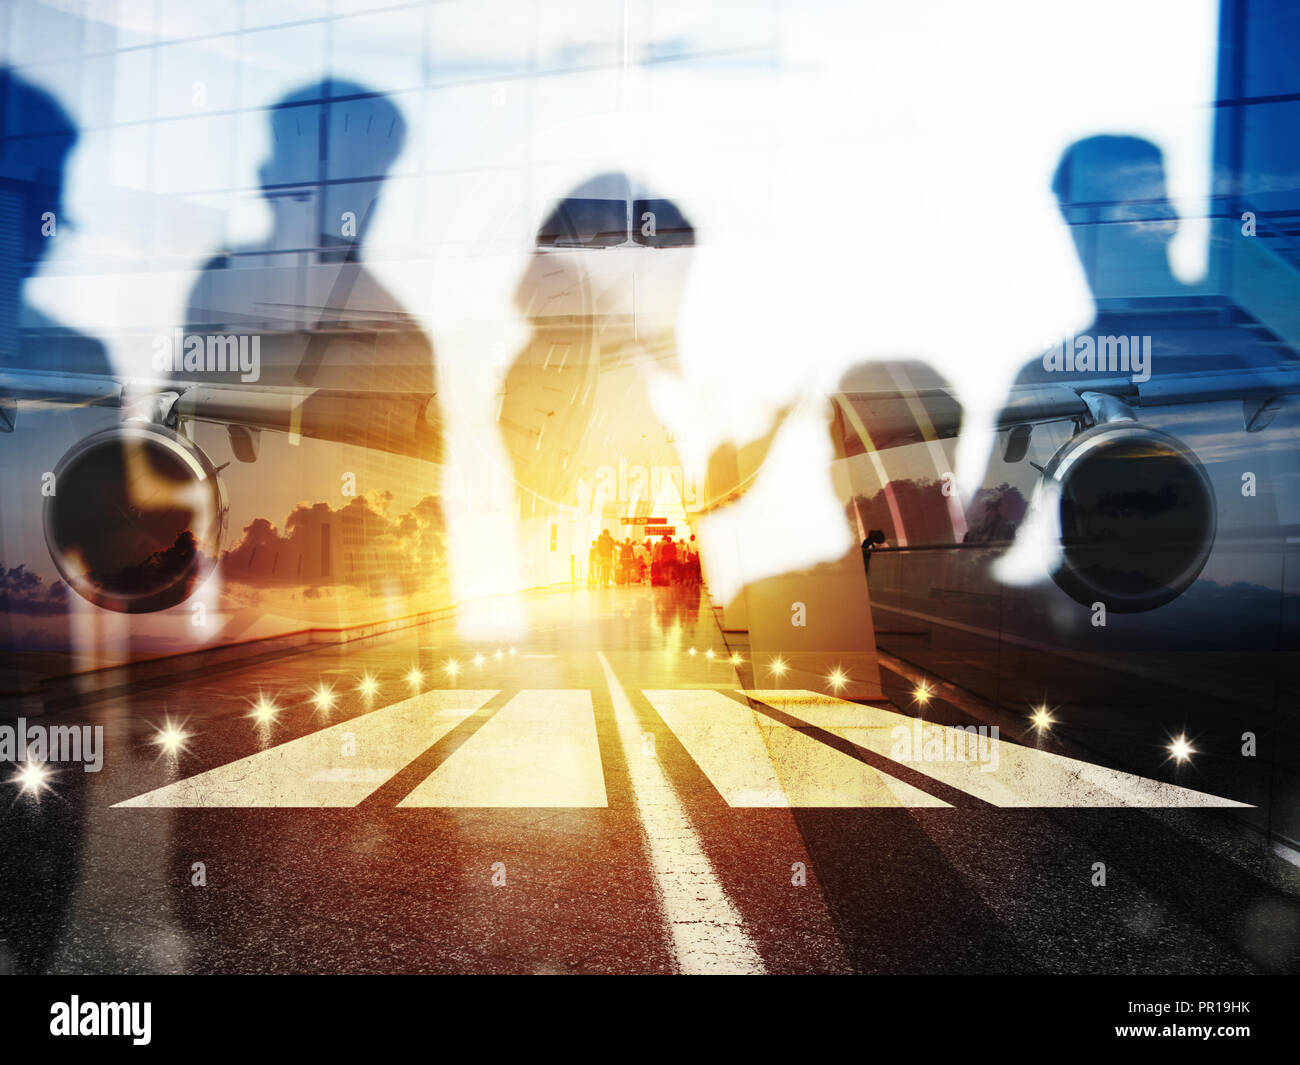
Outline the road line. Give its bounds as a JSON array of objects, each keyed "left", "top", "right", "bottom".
[
  {"left": 597, "top": 654, "right": 765, "bottom": 974},
  {"left": 748, "top": 690, "right": 1252, "bottom": 808},
  {"left": 643, "top": 689, "right": 948, "bottom": 807},
  {"left": 399, "top": 690, "right": 607, "bottom": 807},
  {"left": 113, "top": 690, "right": 497, "bottom": 808}
]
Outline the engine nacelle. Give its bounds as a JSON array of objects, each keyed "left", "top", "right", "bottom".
[
  {"left": 44, "top": 424, "right": 226, "bottom": 613},
  {"left": 1037, "top": 421, "right": 1216, "bottom": 613}
]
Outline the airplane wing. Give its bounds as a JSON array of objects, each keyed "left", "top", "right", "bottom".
[
  {"left": 0, "top": 367, "right": 442, "bottom": 464},
  {"left": 835, "top": 363, "right": 1300, "bottom": 455},
  {"left": 5, "top": 359, "right": 1297, "bottom": 472}
]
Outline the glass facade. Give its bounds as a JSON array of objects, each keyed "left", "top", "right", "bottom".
[{"left": 0, "top": 0, "right": 1297, "bottom": 980}]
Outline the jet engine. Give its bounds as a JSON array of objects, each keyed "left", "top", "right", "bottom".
[
  {"left": 1036, "top": 419, "right": 1216, "bottom": 613},
  {"left": 43, "top": 423, "right": 226, "bottom": 613}
]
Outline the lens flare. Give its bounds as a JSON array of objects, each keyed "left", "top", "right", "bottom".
[
  {"left": 13, "top": 761, "right": 51, "bottom": 797},
  {"left": 150, "top": 716, "right": 192, "bottom": 755},
  {"left": 1168, "top": 734, "right": 1195, "bottom": 763},
  {"left": 249, "top": 691, "right": 281, "bottom": 724},
  {"left": 308, "top": 684, "right": 335, "bottom": 715}
]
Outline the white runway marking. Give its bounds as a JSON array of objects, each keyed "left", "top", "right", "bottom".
[
  {"left": 399, "top": 690, "right": 607, "bottom": 807},
  {"left": 113, "top": 687, "right": 1247, "bottom": 814},
  {"left": 598, "top": 655, "right": 765, "bottom": 974},
  {"left": 114, "top": 690, "right": 496, "bottom": 808},
  {"left": 747, "top": 691, "right": 1251, "bottom": 808},
  {"left": 643, "top": 689, "right": 948, "bottom": 807}
]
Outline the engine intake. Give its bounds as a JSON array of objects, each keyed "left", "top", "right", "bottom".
[
  {"left": 44, "top": 424, "right": 226, "bottom": 613},
  {"left": 1039, "top": 422, "right": 1216, "bottom": 613}
]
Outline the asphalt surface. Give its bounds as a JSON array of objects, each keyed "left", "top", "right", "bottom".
[{"left": 1, "top": 583, "right": 1299, "bottom": 974}]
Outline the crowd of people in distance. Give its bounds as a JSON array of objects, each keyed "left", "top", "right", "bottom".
[{"left": 587, "top": 529, "right": 701, "bottom": 588}]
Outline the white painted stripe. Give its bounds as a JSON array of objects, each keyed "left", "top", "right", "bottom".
[
  {"left": 399, "top": 690, "right": 607, "bottom": 807},
  {"left": 643, "top": 689, "right": 948, "bottom": 807},
  {"left": 748, "top": 690, "right": 1252, "bottom": 809},
  {"left": 597, "top": 654, "right": 765, "bottom": 974},
  {"left": 113, "top": 690, "right": 496, "bottom": 808}
]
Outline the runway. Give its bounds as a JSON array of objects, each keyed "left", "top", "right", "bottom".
[{"left": 2, "top": 584, "right": 1297, "bottom": 974}]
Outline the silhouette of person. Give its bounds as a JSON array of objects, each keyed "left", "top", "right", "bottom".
[
  {"left": 728, "top": 360, "right": 965, "bottom": 699},
  {"left": 500, "top": 172, "right": 795, "bottom": 595},
  {"left": 973, "top": 133, "right": 1299, "bottom": 620},
  {"left": 980, "top": 136, "right": 1275, "bottom": 563},
  {"left": 182, "top": 80, "right": 434, "bottom": 392},
  {"left": 0, "top": 71, "right": 110, "bottom": 378},
  {"left": 828, "top": 143, "right": 1232, "bottom": 691},
  {"left": 596, "top": 527, "right": 616, "bottom": 586},
  {"left": 1013, "top": 134, "right": 1279, "bottom": 389},
  {"left": 0, "top": 68, "right": 107, "bottom": 974},
  {"left": 0, "top": 68, "right": 135, "bottom": 635},
  {"left": 174, "top": 80, "right": 445, "bottom": 621},
  {"left": 498, "top": 172, "right": 695, "bottom": 516}
]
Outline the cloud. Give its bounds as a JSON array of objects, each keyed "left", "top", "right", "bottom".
[{"left": 0, "top": 564, "right": 70, "bottom": 615}]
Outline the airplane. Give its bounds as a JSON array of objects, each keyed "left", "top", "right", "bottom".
[
  {"left": 4, "top": 322, "right": 1296, "bottom": 619},
  {"left": 0, "top": 366, "right": 441, "bottom": 613},
  {"left": 818, "top": 300, "right": 1300, "bottom": 844}
]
